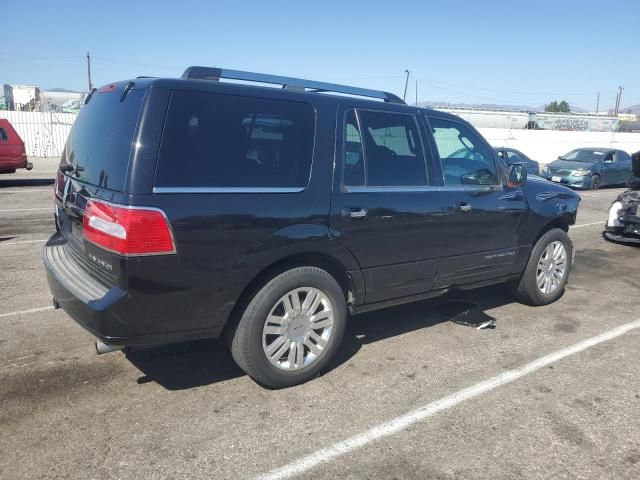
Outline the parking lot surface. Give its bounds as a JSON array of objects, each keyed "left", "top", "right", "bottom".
[{"left": 1, "top": 158, "right": 639, "bottom": 479}]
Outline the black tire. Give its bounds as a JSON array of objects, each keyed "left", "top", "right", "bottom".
[
  {"left": 513, "top": 228, "right": 573, "bottom": 306},
  {"left": 590, "top": 175, "right": 601, "bottom": 190},
  {"left": 228, "top": 267, "right": 347, "bottom": 388}
]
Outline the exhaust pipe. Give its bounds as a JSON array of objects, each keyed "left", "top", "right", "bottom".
[{"left": 95, "top": 341, "right": 123, "bottom": 355}]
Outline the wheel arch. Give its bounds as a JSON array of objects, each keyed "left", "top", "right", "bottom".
[{"left": 222, "top": 250, "right": 362, "bottom": 339}]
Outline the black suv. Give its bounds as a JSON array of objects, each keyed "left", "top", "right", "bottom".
[{"left": 45, "top": 67, "right": 580, "bottom": 388}]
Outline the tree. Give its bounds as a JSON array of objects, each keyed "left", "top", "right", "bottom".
[{"left": 545, "top": 100, "right": 571, "bottom": 113}]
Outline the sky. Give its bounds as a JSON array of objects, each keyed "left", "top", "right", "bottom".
[{"left": 2, "top": 0, "right": 639, "bottom": 111}]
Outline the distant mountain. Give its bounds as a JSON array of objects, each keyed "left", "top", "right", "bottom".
[
  {"left": 419, "top": 101, "right": 588, "bottom": 113},
  {"left": 45, "top": 88, "right": 83, "bottom": 93},
  {"left": 620, "top": 105, "right": 640, "bottom": 114}
]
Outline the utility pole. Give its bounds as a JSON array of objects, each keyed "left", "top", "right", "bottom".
[
  {"left": 615, "top": 86, "right": 624, "bottom": 115},
  {"left": 403, "top": 70, "right": 410, "bottom": 102},
  {"left": 415, "top": 79, "right": 418, "bottom": 106},
  {"left": 86, "top": 52, "right": 93, "bottom": 92},
  {"left": 595, "top": 92, "right": 600, "bottom": 115}
]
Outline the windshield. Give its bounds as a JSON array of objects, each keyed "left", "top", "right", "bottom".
[{"left": 561, "top": 149, "right": 606, "bottom": 163}]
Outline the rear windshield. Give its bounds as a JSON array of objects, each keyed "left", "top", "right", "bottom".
[
  {"left": 62, "top": 87, "right": 145, "bottom": 191},
  {"left": 155, "top": 90, "right": 315, "bottom": 189}
]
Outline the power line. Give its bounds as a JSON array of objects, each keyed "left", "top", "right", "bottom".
[{"left": 414, "top": 76, "right": 602, "bottom": 97}]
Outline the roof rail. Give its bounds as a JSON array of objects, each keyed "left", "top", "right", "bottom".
[{"left": 181, "top": 66, "right": 405, "bottom": 104}]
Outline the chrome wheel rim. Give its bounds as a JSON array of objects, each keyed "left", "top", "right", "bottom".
[
  {"left": 262, "top": 287, "right": 334, "bottom": 371},
  {"left": 536, "top": 241, "right": 567, "bottom": 295}
]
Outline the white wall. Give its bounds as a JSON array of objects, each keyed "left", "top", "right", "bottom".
[
  {"left": 0, "top": 110, "right": 75, "bottom": 157},
  {"left": 2, "top": 110, "right": 640, "bottom": 163},
  {"left": 478, "top": 128, "right": 640, "bottom": 164}
]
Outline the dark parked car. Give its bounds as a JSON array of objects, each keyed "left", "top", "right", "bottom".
[
  {"left": 0, "top": 119, "right": 32, "bottom": 173},
  {"left": 494, "top": 147, "right": 540, "bottom": 176},
  {"left": 541, "top": 148, "right": 633, "bottom": 190},
  {"left": 45, "top": 67, "right": 581, "bottom": 388},
  {"left": 604, "top": 151, "right": 640, "bottom": 245}
]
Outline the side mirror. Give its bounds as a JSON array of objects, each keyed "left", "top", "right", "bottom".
[
  {"left": 507, "top": 163, "right": 527, "bottom": 188},
  {"left": 557, "top": 155, "right": 562, "bottom": 160},
  {"left": 632, "top": 151, "right": 640, "bottom": 177}
]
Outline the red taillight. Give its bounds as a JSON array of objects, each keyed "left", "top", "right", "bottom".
[{"left": 83, "top": 200, "right": 175, "bottom": 256}]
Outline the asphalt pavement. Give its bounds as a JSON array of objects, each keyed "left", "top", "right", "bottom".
[{"left": 1, "top": 158, "right": 638, "bottom": 480}]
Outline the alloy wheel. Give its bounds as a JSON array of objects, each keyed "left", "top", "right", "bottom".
[
  {"left": 536, "top": 241, "right": 567, "bottom": 295},
  {"left": 262, "top": 287, "right": 334, "bottom": 371}
]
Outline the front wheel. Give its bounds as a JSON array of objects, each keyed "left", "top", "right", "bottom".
[
  {"left": 590, "top": 174, "right": 601, "bottom": 190},
  {"left": 513, "top": 228, "right": 573, "bottom": 306},
  {"left": 229, "top": 267, "right": 347, "bottom": 388}
]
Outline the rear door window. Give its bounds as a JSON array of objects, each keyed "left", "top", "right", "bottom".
[
  {"left": 343, "top": 110, "right": 428, "bottom": 187},
  {"left": 155, "top": 91, "right": 315, "bottom": 189}
]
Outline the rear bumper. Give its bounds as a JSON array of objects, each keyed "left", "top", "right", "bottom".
[
  {"left": 44, "top": 233, "right": 223, "bottom": 346},
  {"left": 0, "top": 155, "right": 29, "bottom": 171}
]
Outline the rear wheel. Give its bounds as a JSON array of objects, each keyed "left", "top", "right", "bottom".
[
  {"left": 590, "top": 174, "right": 601, "bottom": 190},
  {"left": 513, "top": 228, "right": 573, "bottom": 306},
  {"left": 229, "top": 267, "right": 346, "bottom": 388}
]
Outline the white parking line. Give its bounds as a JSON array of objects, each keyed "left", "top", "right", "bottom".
[
  {"left": 0, "top": 207, "right": 51, "bottom": 213},
  {"left": 256, "top": 318, "right": 640, "bottom": 480},
  {"left": 0, "top": 189, "right": 52, "bottom": 193},
  {"left": 0, "top": 239, "right": 48, "bottom": 247},
  {"left": 0, "top": 306, "right": 54, "bottom": 319},
  {"left": 571, "top": 221, "right": 603, "bottom": 229}
]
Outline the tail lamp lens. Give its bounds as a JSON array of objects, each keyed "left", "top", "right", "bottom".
[{"left": 83, "top": 200, "right": 175, "bottom": 255}]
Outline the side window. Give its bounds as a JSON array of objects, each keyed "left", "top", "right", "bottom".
[
  {"left": 506, "top": 151, "right": 523, "bottom": 162},
  {"left": 343, "top": 110, "right": 365, "bottom": 186},
  {"left": 604, "top": 152, "right": 614, "bottom": 162},
  {"left": 156, "top": 91, "right": 315, "bottom": 189},
  {"left": 616, "top": 151, "right": 630, "bottom": 164},
  {"left": 428, "top": 117, "right": 499, "bottom": 186},
  {"left": 0, "top": 128, "right": 7, "bottom": 141},
  {"left": 355, "top": 110, "right": 427, "bottom": 186}
]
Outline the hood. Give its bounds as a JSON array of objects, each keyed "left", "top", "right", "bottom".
[{"left": 548, "top": 159, "right": 597, "bottom": 171}]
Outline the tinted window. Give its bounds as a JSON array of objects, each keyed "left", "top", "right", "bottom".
[
  {"left": 63, "top": 88, "right": 145, "bottom": 191},
  {"left": 428, "top": 117, "right": 498, "bottom": 186},
  {"left": 507, "top": 150, "right": 523, "bottom": 162},
  {"left": 346, "top": 110, "right": 427, "bottom": 187},
  {"left": 343, "top": 110, "right": 365, "bottom": 186},
  {"left": 616, "top": 151, "right": 631, "bottom": 164},
  {"left": 0, "top": 128, "right": 7, "bottom": 141},
  {"left": 156, "top": 91, "right": 315, "bottom": 188}
]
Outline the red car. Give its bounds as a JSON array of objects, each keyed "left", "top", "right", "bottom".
[{"left": 0, "top": 119, "right": 31, "bottom": 173}]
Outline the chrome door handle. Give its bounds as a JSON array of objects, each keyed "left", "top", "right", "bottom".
[
  {"left": 459, "top": 202, "right": 472, "bottom": 212},
  {"left": 341, "top": 207, "right": 368, "bottom": 220}
]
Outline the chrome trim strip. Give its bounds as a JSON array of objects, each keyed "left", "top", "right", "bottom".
[
  {"left": 152, "top": 187, "right": 305, "bottom": 194},
  {"left": 343, "top": 186, "right": 439, "bottom": 193}
]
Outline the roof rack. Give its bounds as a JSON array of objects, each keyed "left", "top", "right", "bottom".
[{"left": 181, "top": 66, "right": 405, "bottom": 104}]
